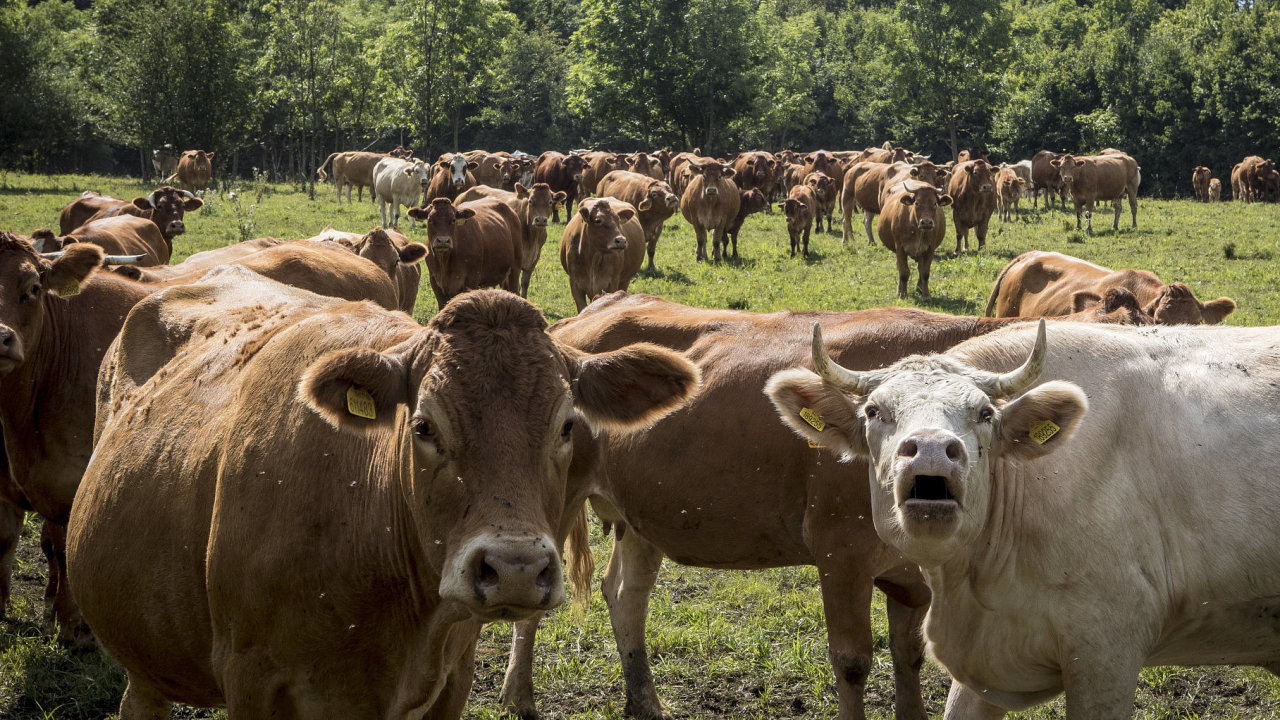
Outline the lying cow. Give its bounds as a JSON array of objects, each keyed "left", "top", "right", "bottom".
[
  {"left": 768, "top": 318, "right": 1280, "bottom": 720},
  {"left": 38, "top": 215, "right": 171, "bottom": 266},
  {"left": 559, "top": 198, "right": 643, "bottom": 312},
  {"left": 1052, "top": 151, "right": 1140, "bottom": 234},
  {"left": 407, "top": 197, "right": 523, "bottom": 309},
  {"left": 68, "top": 279, "right": 700, "bottom": 720},
  {"left": 59, "top": 186, "right": 202, "bottom": 246},
  {"left": 985, "top": 250, "right": 1235, "bottom": 325},
  {"left": 456, "top": 182, "right": 567, "bottom": 297}
]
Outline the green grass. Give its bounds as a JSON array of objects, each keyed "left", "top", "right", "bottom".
[{"left": 2, "top": 173, "right": 1280, "bottom": 718}]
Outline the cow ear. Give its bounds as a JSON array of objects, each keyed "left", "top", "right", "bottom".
[
  {"left": 183, "top": 196, "right": 204, "bottom": 211},
  {"left": 132, "top": 196, "right": 152, "bottom": 210},
  {"left": 899, "top": 193, "right": 916, "bottom": 206},
  {"left": 405, "top": 166, "right": 417, "bottom": 176},
  {"left": 1050, "top": 159, "right": 1061, "bottom": 168},
  {"left": 44, "top": 243, "right": 105, "bottom": 297},
  {"left": 515, "top": 183, "right": 529, "bottom": 198},
  {"left": 1071, "top": 291, "right": 1102, "bottom": 312},
  {"left": 554, "top": 191, "right": 568, "bottom": 203},
  {"left": 688, "top": 164, "right": 704, "bottom": 175},
  {"left": 455, "top": 208, "right": 476, "bottom": 221},
  {"left": 466, "top": 161, "right": 478, "bottom": 170},
  {"left": 910, "top": 167, "right": 920, "bottom": 177},
  {"left": 722, "top": 167, "right": 735, "bottom": 178},
  {"left": 560, "top": 157, "right": 570, "bottom": 166},
  {"left": 766, "top": 368, "right": 868, "bottom": 458},
  {"left": 407, "top": 207, "right": 430, "bottom": 220},
  {"left": 997, "top": 381, "right": 1088, "bottom": 460},
  {"left": 937, "top": 194, "right": 953, "bottom": 207},
  {"left": 1201, "top": 297, "right": 1236, "bottom": 324},
  {"left": 398, "top": 242, "right": 428, "bottom": 265},
  {"left": 560, "top": 341, "right": 700, "bottom": 433},
  {"left": 492, "top": 162, "right": 503, "bottom": 171},
  {"left": 965, "top": 164, "right": 976, "bottom": 174},
  {"left": 1075, "top": 160, "right": 1085, "bottom": 167},
  {"left": 207, "top": 152, "right": 215, "bottom": 160},
  {"left": 778, "top": 202, "right": 787, "bottom": 212},
  {"left": 617, "top": 207, "right": 635, "bottom": 222},
  {"left": 300, "top": 347, "right": 409, "bottom": 431},
  {"left": 637, "top": 198, "right": 653, "bottom": 211}
]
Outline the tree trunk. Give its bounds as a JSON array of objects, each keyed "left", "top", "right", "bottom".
[{"left": 139, "top": 147, "right": 147, "bottom": 181}]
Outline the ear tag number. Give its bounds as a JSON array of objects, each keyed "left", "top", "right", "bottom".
[
  {"left": 57, "top": 279, "right": 81, "bottom": 297},
  {"left": 455, "top": 217, "right": 468, "bottom": 227},
  {"left": 1029, "top": 420, "right": 1060, "bottom": 445},
  {"left": 346, "top": 385, "right": 377, "bottom": 420},
  {"left": 808, "top": 441, "right": 827, "bottom": 449},
  {"left": 800, "top": 407, "right": 825, "bottom": 432}
]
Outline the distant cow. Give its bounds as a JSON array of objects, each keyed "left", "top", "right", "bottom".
[
  {"left": 425, "top": 153, "right": 478, "bottom": 205},
  {"left": 456, "top": 182, "right": 566, "bottom": 297},
  {"left": 152, "top": 145, "right": 179, "bottom": 180},
  {"left": 999, "top": 160, "right": 1033, "bottom": 198},
  {"left": 732, "top": 152, "right": 778, "bottom": 213},
  {"left": 878, "top": 180, "right": 952, "bottom": 299},
  {"left": 947, "top": 159, "right": 998, "bottom": 254},
  {"left": 1052, "top": 152, "right": 1141, "bottom": 234},
  {"left": 624, "top": 152, "right": 665, "bottom": 181},
  {"left": 59, "top": 186, "right": 202, "bottom": 246},
  {"left": 1192, "top": 165, "right": 1212, "bottom": 202},
  {"left": 373, "top": 157, "right": 433, "bottom": 229},
  {"left": 388, "top": 144, "right": 414, "bottom": 159},
  {"left": 578, "top": 151, "right": 621, "bottom": 198},
  {"left": 956, "top": 146, "right": 988, "bottom": 163},
  {"left": 596, "top": 170, "right": 680, "bottom": 272},
  {"left": 780, "top": 184, "right": 817, "bottom": 258},
  {"left": 534, "top": 152, "right": 590, "bottom": 223},
  {"left": 985, "top": 250, "right": 1236, "bottom": 325},
  {"left": 680, "top": 161, "right": 740, "bottom": 263},
  {"left": 723, "top": 188, "right": 769, "bottom": 259},
  {"left": 560, "top": 198, "right": 644, "bottom": 312},
  {"left": 407, "top": 197, "right": 523, "bottom": 308},
  {"left": 1031, "top": 150, "right": 1066, "bottom": 209},
  {"left": 317, "top": 151, "right": 388, "bottom": 203},
  {"left": 1240, "top": 156, "right": 1276, "bottom": 203},
  {"left": 843, "top": 160, "right": 943, "bottom": 245},
  {"left": 174, "top": 150, "right": 214, "bottom": 194},
  {"left": 995, "top": 166, "right": 1025, "bottom": 222},
  {"left": 470, "top": 152, "right": 526, "bottom": 191},
  {"left": 1209, "top": 178, "right": 1222, "bottom": 203},
  {"left": 804, "top": 172, "right": 838, "bottom": 234}
]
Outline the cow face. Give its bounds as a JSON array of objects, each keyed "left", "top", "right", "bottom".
[
  {"left": 403, "top": 159, "right": 433, "bottom": 188},
  {"left": 301, "top": 290, "right": 699, "bottom": 620},
  {"left": 1143, "top": 282, "right": 1236, "bottom": 325},
  {"left": 516, "top": 182, "right": 565, "bottom": 228},
  {"left": 439, "top": 154, "right": 477, "bottom": 188},
  {"left": 625, "top": 153, "right": 656, "bottom": 175},
  {"left": 389, "top": 145, "right": 414, "bottom": 159},
  {"left": 688, "top": 162, "right": 733, "bottom": 196},
  {"left": 767, "top": 321, "right": 1088, "bottom": 567},
  {"left": 407, "top": 198, "right": 476, "bottom": 251},
  {"left": 495, "top": 159, "right": 522, "bottom": 189},
  {"left": 780, "top": 197, "right": 808, "bottom": 227},
  {"left": 132, "top": 186, "right": 202, "bottom": 241},
  {"left": 577, "top": 199, "right": 632, "bottom": 253},
  {"left": 638, "top": 180, "right": 679, "bottom": 213},
  {"left": 559, "top": 154, "right": 588, "bottom": 181},
  {"left": 963, "top": 160, "right": 996, "bottom": 193},
  {"left": 896, "top": 184, "right": 952, "bottom": 231},
  {"left": 1051, "top": 154, "right": 1087, "bottom": 186},
  {"left": 1070, "top": 288, "right": 1155, "bottom": 325},
  {"left": 804, "top": 172, "right": 836, "bottom": 202},
  {"left": 352, "top": 227, "right": 427, "bottom": 279},
  {"left": 739, "top": 188, "right": 768, "bottom": 216},
  {"left": 0, "top": 234, "right": 103, "bottom": 375}
]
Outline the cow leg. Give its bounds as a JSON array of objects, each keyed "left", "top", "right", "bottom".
[
  {"left": 879, "top": 577, "right": 929, "bottom": 720},
  {"left": 896, "top": 251, "right": 911, "bottom": 299},
  {"left": 43, "top": 521, "right": 93, "bottom": 649},
  {"left": 842, "top": 195, "right": 855, "bottom": 243},
  {"left": 802, "top": 224, "right": 811, "bottom": 258},
  {"left": 816, "top": 564, "right": 876, "bottom": 720},
  {"left": 942, "top": 680, "right": 1006, "bottom": 720},
  {"left": 1084, "top": 202, "right": 1094, "bottom": 235},
  {"left": 976, "top": 221, "right": 988, "bottom": 250},
  {"left": 864, "top": 212, "right": 875, "bottom": 246},
  {"left": 693, "top": 227, "right": 708, "bottom": 262},
  {"left": 645, "top": 228, "right": 660, "bottom": 272},
  {"left": 601, "top": 525, "right": 672, "bottom": 720},
  {"left": 1111, "top": 199, "right": 1122, "bottom": 231},
  {"left": 118, "top": 675, "right": 174, "bottom": 720},
  {"left": 0, "top": 499, "right": 22, "bottom": 615},
  {"left": 953, "top": 229, "right": 966, "bottom": 256},
  {"left": 500, "top": 615, "right": 544, "bottom": 719},
  {"left": 426, "top": 638, "right": 478, "bottom": 720},
  {"left": 917, "top": 251, "right": 934, "bottom": 300},
  {"left": 1128, "top": 191, "right": 1138, "bottom": 228}
]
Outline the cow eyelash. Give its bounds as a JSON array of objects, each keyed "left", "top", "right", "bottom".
[
  {"left": 978, "top": 407, "right": 994, "bottom": 423},
  {"left": 20, "top": 283, "right": 39, "bottom": 302},
  {"left": 412, "top": 418, "right": 435, "bottom": 439},
  {"left": 864, "top": 404, "right": 880, "bottom": 420}
]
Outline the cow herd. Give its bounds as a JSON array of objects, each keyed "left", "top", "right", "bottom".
[{"left": 0, "top": 140, "right": 1272, "bottom": 720}]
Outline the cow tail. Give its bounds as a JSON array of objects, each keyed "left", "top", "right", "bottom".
[
  {"left": 316, "top": 152, "right": 339, "bottom": 182},
  {"left": 985, "top": 260, "right": 1013, "bottom": 317},
  {"left": 565, "top": 502, "right": 595, "bottom": 615}
]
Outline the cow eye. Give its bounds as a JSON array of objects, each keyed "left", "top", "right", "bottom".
[
  {"left": 864, "top": 404, "right": 879, "bottom": 419},
  {"left": 560, "top": 420, "right": 574, "bottom": 439},
  {"left": 978, "top": 407, "right": 994, "bottom": 423},
  {"left": 20, "top": 283, "right": 40, "bottom": 302},
  {"left": 412, "top": 418, "right": 435, "bottom": 439}
]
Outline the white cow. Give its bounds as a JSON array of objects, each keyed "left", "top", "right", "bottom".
[
  {"left": 769, "top": 320, "right": 1280, "bottom": 718},
  {"left": 373, "top": 157, "right": 432, "bottom": 229}
]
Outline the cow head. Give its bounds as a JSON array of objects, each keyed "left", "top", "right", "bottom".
[
  {"left": 131, "top": 186, "right": 202, "bottom": 241},
  {"left": 352, "top": 227, "right": 427, "bottom": 281},
  {"left": 407, "top": 198, "right": 476, "bottom": 252},
  {"left": 1051, "top": 154, "right": 1087, "bottom": 187},
  {"left": 1142, "top": 282, "right": 1235, "bottom": 325},
  {"left": 1069, "top": 288, "right": 1154, "bottom": 325},
  {"left": 439, "top": 154, "right": 477, "bottom": 188},
  {"left": 739, "top": 188, "right": 768, "bottom": 218},
  {"left": 651, "top": 149, "right": 674, "bottom": 173},
  {"left": 804, "top": 172, "right": 836, "bottom": 202},
  {"left": 626, "top": 153, "right": 657, "bottom": 175},
  {"left": 402, "top": 158, "right": 432, "bottom": 188},
  {"left": 767, "top": 321, "right": 1088, "bottom": 567},
  {"left": 962, "top": 160, "right": 996, "bottom": 193},
  {"left": 805, "top": 151, "right": 835, "bottom": 172},
  {"left": 495, "top": 159, "right": 523, "bottom": 189},
  {"left": 184, "top": 150, "right": 214, "bottom": 165},
  {"left": 0, "top": 233, "right": 104, "bottom": 375},
  {"left": 559, "top": 154, "right": 589, "bottom": 181},
  {"left": 637, "top": 180, "right": 679, "bottom": 213},
  {"left": 895, "top": 183, "right": 952, "bottom": 231},
  {"left": 516, "top": 183, "right": 566, "bottom": 228},
  {"left": 301, "top": 289, "right": 700, "bottom": 621},
  {"left": 389, "top": 145, "right": 415, "bottom": 159},
  {"left": 576, "top": 198, "right": 633, "bottom": 253},
  {"left": 780, "top": 197, "right": 808, "bottom": 227},
  {"left": 911, "top": 161, "right": 941, "bottom": 186},
  {"left": 688, "top": 162, "right": 734, "bottom": 196}
]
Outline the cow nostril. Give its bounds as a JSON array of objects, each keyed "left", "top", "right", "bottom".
[
  {"left": 946, "top": 441, "right": 964, "bottom": 461},
  {"left": 536, "top": 564, "right": 554, "bottom": 592},
  {"left": 899, "top": 439, "right": 918, "bottom": 458},
  {"left": 476, "top": 557, "right": 499, "bottom": 591}
]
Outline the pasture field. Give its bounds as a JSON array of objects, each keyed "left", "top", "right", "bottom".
[{"left": 2, "top": 172, "right": 1280, "bottom": 719}]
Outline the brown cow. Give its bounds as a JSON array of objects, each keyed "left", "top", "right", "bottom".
[
  {"left": 577, "top": 151, "right": 622, "bottom": 198},
  {"left": 1209, "top": 178, "right": 1222, "bottom": 203},
  {"left": 624, "top": 152, "right": 665, "bottom": 181},
  {"left": 804, "top": 171, "right": 838, "bottom": 234},
  {"left": 732, "top": 152, "right": 778, "bottom": 213},
  {"left": 42, "top": 215, "right": 171, "bottom": 266},
  {"left": 995, "top": 166, "right": 1025, "bottom": 222},
  {"left": 470, "top": 152, "right": 526, "bottom": 191},
  {"left": 843, "top": 161, "right": 942, "bottom": 245},
  {"left": 680, "top": 160, "right": 740, "bottom": 263},
  {"left": 1240, "top": 156, "right": 1276, "bottom": 203},
  {"left": 985, "top": 250, "right": 1236, "bottom": 325},
  {"left": 1231, "top": 162, "right": 1246, "bottom": 201},
  {"left": 317, "top": 151, "right": 390, "bottom": 203},
  {"left": 1030, "top": 150, "right": 1066, "bottom": 209},
  {"left": 596, "top": 170, "right": 681, "bottom": 272},
  {"left": 665, "top": 149, "right": 703, "bottom": 191},
  {"left": 534, "top": 152, "right": 590, "bottom": 223},
  {"left": 1192, "top": 165, "right": 1212, "bottom": 202},
  {"left": 801, "top": 150, "right": 840, "bottom": 183},
  {"left": 956, "top": 146, "right": 988, "bottom": 164},
  {"left": 723, "top": 188, "right": 769, "bottom": 259},
  {"left": 59, "top": 186, "right": 203, "bottom": 245},
  {"left": 175, "top": 150, "right": 214, "bottom": 194},
  {"left": 68, "top": 278, "right": 700, "bottom": 720},
  {"left": 456, "top": 183, "right": 567, "bottom": 297},
  {"left": 559, "top": 198, "right": 644, "bottom": 312},
  {"left": 879, "top": 180, "right": 952, "bottom": 299},
  {"left": 1052, "top": 152, "right": 1141, "bottom": 234},
  {"left": 424, "top": 153, "right": 478, "bottom": 205},
  {"left": 780, "top": 184, "right": 817, "bottom": 258},
  {"left": 407, "top": 197, "right": 523, "bottom": 309},
  {"left": 947, "top": 159, "right": 997, "bottom": 254},
  {"left": 388, "top": 144, "right": 414, "bottom": 159}
]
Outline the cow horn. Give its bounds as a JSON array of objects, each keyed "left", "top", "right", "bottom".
[
  {"left": 39, "top": 251, "right": 66, "bottom": 259},
  {"left": 982, "top": 319, "right": 1047, "bottom": 398},
  {"left": 104, "top": 254, "right": 145, "bottom": 265},
  {"left": 811, "top": 323, "right": 870, "bottom": 395},
  {"left": 147, "top": 190, "right": 160, "bottom": 208},
  {"left": 181, "top": 190, "right": 195, "bottom": 200}
]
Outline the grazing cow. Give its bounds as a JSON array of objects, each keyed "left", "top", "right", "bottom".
[
  {"left": 596, "top": 170, "right": 680, "bottom": 272},
  {"left": 724, "top": 188, "right": 769, "bottom": 259},
  {"left": 1192, "top": 165, "right": 1212, "bottom": 202},
  {"left": 59, "top": 186, "right": 203, "bottom": 245},
  {"left": 373, "top": 157, "right": 433, "bottom": 229},
  {"left": 425, "top": 153, "right": 479, "bottom": 206},
  {"left": 174, "top": 150, "right": 214, "bottom": 194},
  {"left": 732, "top": 152, "right": 778, "bottom": 213},
  {"left": 407, "top": 197, "right": 523, "bottom": 309},
  {"left": 780, "top": 184, "right": 817, "bottom": 258},
  {"left": 680, "top": 161, "right": 740, "bottom": 263},
  {"left": 456, "top": 183, "right": 567, "bottom": 297},
  {"left": 879, "top": 181, "right": 952, "bottom": 299},
  {"left": 843, "top": 161, "right": 943, "bottom": 246},
  {"left": 999, "top": 160, "right": 1033, "bottom": 198},
  {"left": 947, "top": 159, "right": 997, "bottom": 254},
  {"left": 995, "top": 166, "right": 1025, "bottom": 222},
  {"left": 804, "top": 172, "right": 838, "bottom": 234},
  {"left": 317, "top": 151, "right": 389, "bottom": 203},
  {"left": 43, "top": 215, "right": 171, "bottom": 266},
  {"left": 68, "top": 279, "right": 700, "bottom": 720},
  {"left": 768, "top": 319, "right": 1280, "bottom": 720},
  {"left": 1052, "top": 152, "right": 1141, "bottom": 234},
  {"left": 1209, "top": 178, "right": 1222, "bottom": 203},
  {"left": 985, "top": 250, "right": 1236, "bottom": 325},
  {"left": 559, "top": 198, "right": 644, "bottom": 312},
  {"left": 1030, "top": 150, "right": 1066, "bottom": 209},
  {"left": 151, "top": 145, "right": 179, "bottom": 180},
  {"left": 534, "top": 152, "right": 590, "bottom": 223}
]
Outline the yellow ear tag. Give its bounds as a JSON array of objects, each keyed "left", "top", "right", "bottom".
[
  {"left": 1029, "top": 420, "right": 1060, "bottom": 445},
  {"left": 808, "top": 441, "right": 827, "bottom": 449},
  {"left": 799, "top": 407, "right": 825, "bottom": 432},
  {"left": 455, "top": 217, "right": 469, "bottom": 227},
  {"left": 555, "top": 202, "right": 565, "bottom": 211},
  {"left": 346, "top": 385, "right": 377, "bottom": 420},
  {"left": 56, "top": 278, "right": 81, "bottom": 297}
]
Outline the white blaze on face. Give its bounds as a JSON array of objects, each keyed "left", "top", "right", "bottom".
[{"left": 449, "top": 154, "right": 469, "bottom": 186}]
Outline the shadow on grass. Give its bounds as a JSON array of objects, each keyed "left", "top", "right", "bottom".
[
  {"left": 916, "top": 294, "right": 981, "bottom": 315},
  {"left": 0, "top": 186, "right": 76, "bottom": 197},
  {"left": 640, "top": 266, "right": 695, "bottom": 285}
]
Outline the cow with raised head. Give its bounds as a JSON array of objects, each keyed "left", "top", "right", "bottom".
[
  {"left": 879, "top": 181, "right": 951, "bottom": 299},
  {"left": 388, "top": 145, "right": 414, "bottom": 159},
  {"left": 407, "top": 197, "right": 522, "bottom": 309},
  {"left": 680, "top": 160, "right": 740, "bottom": 263},
  {"left": 1192, "top": 165, "right": 1212, "bottom": 202},
  {"left": 1052, "top": 151, "right": 1141, "bottom": 234},
  {"left": 373, "top": 157, "right": 433, "bottom": 229},
  {"left": 732, "top": 152, "right": 778, "bottom": 213},
  {"left": 780, "top": 184, "right": 817, "bottom": 258},
  {"left": 804, "top": 171, "right": 838, "bottom": 234},
  {"left": 560, "top": 198, "right": 644, "bottom": 313},
  {"left": 175, "top": 150, "right": 214, "bottom": 194},
  {"left": 802, "top": 150, "right": 840, "bottom": 182},
  {"left": 768, "top": 318, "right": 1280, "bottom": 720},
  {"left": 317, "top": 151, "right": 389, "bottom": 203},
  {"left": 470, "top": 152, "right": 525, "bottom": 191},
  {"left": 456, "top": 182, "right": 567, "bottom": 297},
  {"left": 985, "top": 250, "right": 1235, "bottom": 325},
  {"left": 596, "top": 170, "right": 680, "bottom": 272},
  {"left": 425, "top": 153, "right": 478, "bottom": 205},
  {"left": 1030, "top": 150, "right": 1066, "bottom": 209},
  {"left": 624, "top": 152, "right": 664, "bottom": 181},
  {"left": 576, "top": 151, "right": 622, "bottom": 198},
  {"left": 534, "top": 151, "right": 589, "bottom": 223},
  {"left": 60, "top": 186, "right": 203, "bottom": 246},
  {"left": 843, "top": 161, "right": 942, "bottom": 246},
  {"left": 947, "top": 159, "right": 997, "bottom": 254},
  {"left": 68, "top": 276, "right": 701, "bottom": 720}
]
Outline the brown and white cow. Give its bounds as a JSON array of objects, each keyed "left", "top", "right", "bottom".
[
  {"left": 68, "top": 278, "right": 700, "bottom": 720},
  {"left": 946, "top": 159, "right": 997, "bottom": 254},
  {"left": 317, "top": 151, "right": 390, "bottom": 203},
  {"left": 407, "top": 197, "right": 523, "bottom": 309},
  {"left": 559, "top": 198, "right": 644, "bottom": 313},
  {"left": 680, "top": 161, "right": 740, "bottom": 263},
  {"left": 534, "top": 152, "right": 590, "bottom": 223},
  {"left": 768, "top": 318, "right": 1280, "bottom": 719},
  {"left": 1192, "top": 165, "right": 1213, "bottom": 202},
  {"left": 780, "top": 184, "right": 817, "bottom": 258},
  {"left": 456, "top": 183, "right": 567, "bottom": 297},
  {"left": 425, "top": 153, "right": 479, "bottom": 206},
  {"left": 174, "top": 150, "right": 214, "bottom": 194},
  {"left": 995, "top": 166, "right": 1025, "bottom": 222},
  {"left": 1030, "top": 150, "right": 1066, "bottom": 209},
  {"left": 879, "top": 181, "right": 952, "bottom": 299},
  {"left": 1209, "top": 178, "right": 1222, "bottom": 203},
  {"left": 985, "top": 250, "right": 1236, "bottom": 325},
  {"left": 373, "top": 157, "right": 433, "bottom": 229},
  {"left": 59, "top": 186, "right": 203, "bottom": 245},
  {"left": 596, "top": 170, "right": 680, "bottom": 272},
  {"left": 1052, "top": 151, "right": 1141, "bottom": 234}
]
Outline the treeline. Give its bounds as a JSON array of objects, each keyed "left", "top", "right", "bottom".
[{"left": 3, "top": 0, "right": 1279, "bottom": 196}]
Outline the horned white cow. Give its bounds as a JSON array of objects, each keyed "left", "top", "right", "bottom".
[
  {"left": 769, "top": 320, "right": 1280, "bottom": 718},
  {"left": 373, "top": 157, "right": 432, "bottom": 229}
]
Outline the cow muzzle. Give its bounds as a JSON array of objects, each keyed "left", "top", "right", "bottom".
[
  {"left": 0, "top": 327, "right": 23, "bottom": 373},
  {"left": 452, "top": 177, "right": 466, "bottom": 187},
  {"left": 440, "top": 534, "right": 564, "bottom": 620},
  {"left": 610, "top": 236, "right": 628, "bottom": 251},
  {"left": 432, "top": 236, "right": 453, "bottom": 250},
  {"left": 893, "top": 429, "right": 966, "bottom": 529},
  {"left": 980, "top": 184, "right": 994, "bottom": 193},
  {"left": 704, "top": 186, "right": 719, "bottom": 197},
  {"left": 532, "top": 216, "right": 549, "bottom": 228},
  {"left": 665, "top": 194, "right": 680, "bottom": 209},
  {"left": 166, "top": 220, "right": 186, "bottom": 236},
  {"left": 918, "top": 218, "right": 935, "bottom": 230}
]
